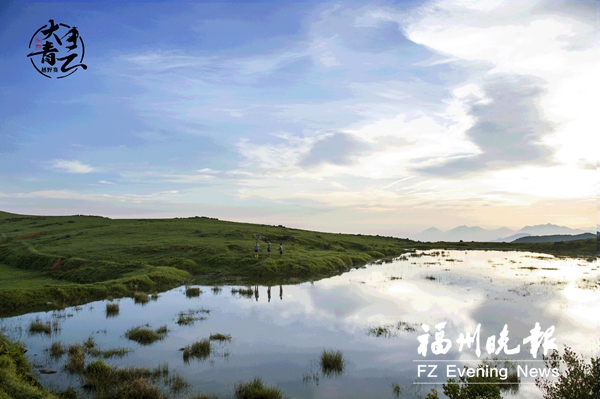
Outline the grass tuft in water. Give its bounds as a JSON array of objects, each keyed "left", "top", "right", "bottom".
[
  {"left": 106, "top": 302, "right": 119, "bottom": 317},
  {"left": 320, "top": 349, "right": 345, "bottom": 376},
  {"left": 81, "top": 360, "right": 174, "bottom": 399},
  {"left": 125, "top": 325, "right": 168, "bottom": 345},
  {"left": 185, "top": 287, "right": 201, "bottom": 297},
  {"left": 28, "top": 317, "right": 51, "bottom": 335},
  {"left": 176, "top": 308, "right": 210, "bottom": 325},
  {"left": 182, "top": 339, "right": 211, "bottom": 362},
  {"left": 167, "top": 373, "right": 190, "bottom": 394},
  {"left": 49, "top": 341, "right": 66, "bottom": 359},
  {"left": 231, "top": 287, "right": 254, "bottom": 297},
  {"left": 233, "top": 377, "right": 283, "bottom": 399},
  {"left": 209, "top": 333, "right": 232, "bottom": 342},
  {"left": 391, "top": 382, "right": 402, "bottom": 397},
  {"left": 65, "top": 343, "right": 85, "bottom": 373},
  {"left": 133, "top": 292, "right": 149, "bottom": 304}
]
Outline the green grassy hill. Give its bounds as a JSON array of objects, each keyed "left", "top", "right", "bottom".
[{"left": 0, "top": 210, "right": 595, "bottom": 316}]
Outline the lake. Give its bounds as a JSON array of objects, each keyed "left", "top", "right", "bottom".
[{"left": 1, "top": 250, "right": 598, "bottom": 398}]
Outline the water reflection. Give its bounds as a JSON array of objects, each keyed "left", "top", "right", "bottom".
[{"left": 0, "top": 250, "right": 597, "bottom": 399}]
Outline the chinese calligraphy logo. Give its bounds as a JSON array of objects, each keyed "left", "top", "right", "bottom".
[{"left": 27, "top": 19, "right": 88, "bottom": 79}]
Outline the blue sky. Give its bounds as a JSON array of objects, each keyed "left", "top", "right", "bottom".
[{"left": 0, "top": 0, "right": 596, "bottom": 235}]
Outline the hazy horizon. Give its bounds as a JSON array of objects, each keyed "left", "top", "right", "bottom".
[{"left": 0, "top": 0, "right": 596, "bottom": 236}]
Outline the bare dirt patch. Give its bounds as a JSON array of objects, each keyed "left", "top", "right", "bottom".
[
  {"left": 16, "top": 231, "right": 49, "bottom": 239},
  {"left": 51, "top": 258, "right": 64, "bottom": 270}
]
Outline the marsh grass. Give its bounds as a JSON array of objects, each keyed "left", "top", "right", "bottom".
[
  {"left": 83, "top": 360, "right": 174, "bottom": 399},
  {"left": 209, "top": 333, "right": 232, "bottom": 342},
  {"left": 29, "top": 317, "right": 51, "bottom": 335},
  {"left": 133, "top": 292, "right": 149, "bottom": 304},
  {"left": 320, "top": 349, "right": 345, "bottom": 376},
  {"left": 367, "top": 326, "right": 394, "bottom": 338},
  {"left": 177, "top": 313, "right": 196, "bottom": 325},
  {"left": 49, "top": 341, "right": 66, "bottom": 359},
  {"left": 100, "top": 347, "right": 131, "bottom": 359},
  {"left": 167, "top": 373, "right": 189, "bottom": 394},
  {"left": 106, "top": 302, "right": 119, "bottom": 317},
  {"left": 182, "top": 339, "right": 211, "bottom": 362},
  {"left": 125, "top": 325, "right": 168, "bottom": 345},
  {"left": 391, "top": 382, "right": 402, "bottom": 397},
  {"left": 302, "top": 371, "right": 320, "bottom": 386},
  {"left": 185, "top": 287, "right": 201, "bottom": 297},
  {"left": 368, "top": 321, "right": 416, "bottom": 338},
  {"left": 233, "top": 377, "right": 283, "bottom": 399},
  {"left": 65, "top": 343, "right": 85, "bottom": 373},
  {"left": 176, "top": 308, "right": 210, "bottom": 325},
  {"left": 211, "top": 286, "right": 222, "bottom": 294},
  {"left": 231, "top": 287, "right": 254, "bottom": 297}
]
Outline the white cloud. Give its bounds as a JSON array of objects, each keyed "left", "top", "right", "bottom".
[{"left": 52, "top": 160, "right": 96, "bottom": 174}]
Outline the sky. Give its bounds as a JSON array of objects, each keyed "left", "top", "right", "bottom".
[{"left": 0, "top": 0, "right": 597, "bottom": 236}]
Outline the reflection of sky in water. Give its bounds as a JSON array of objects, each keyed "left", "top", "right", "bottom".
[{"left": 1, "top": 251, "right": 598, "bottom": 398}]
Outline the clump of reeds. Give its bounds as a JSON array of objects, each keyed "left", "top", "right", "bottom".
[
  {"left": 233, "top": 377, "right": 283, "bottom": 399},
  {"left": 176, "top": 308, "right": 210, "bottom": 325},
  {"left": 367, "top": 326, "right": 394, "bottom": 338},
  {"left": 185, "top": 287, "right": 201, "bottom": 298},
  {"left": 391, "top": 382, "right": 402, "bottom": 397},
  {"left": 182, "top": 339, "right": 211, "bottom": 362},
  {"left": 28, "top": 317, "right": 51, "bottom": 335},
  {"left": 65, "top": 343, "right": 85, "bottom": 373},
  {"left": 167, "top": 373, "right": 190, "bottom": 394},
  {"left": 231, "top": 287, "right": 253, "bottom": 297},
  {"left": 125, "top": 325, "right": 168, "bottom": 345},
  {"left": 134, "top": 292, "right": 149, "bottom": 304},
  {"left": 211, "top": 286, "right": 222, "bottom": 294},
  {"left": 106, "top": 302, "right": 120, "bottom": 317},
  {"left": 49, "top": 341, "right": 66, "bottom": 359},
  {"left": 320, "top": 349, "right": 345, "bottom": 376},
  {"left": 209, "top": 333, "right": 232, "bottom": 342}
]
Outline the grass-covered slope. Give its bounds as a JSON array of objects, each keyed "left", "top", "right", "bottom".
[
  {"left": 0, "top": 332, "right": 63, "bottom": 399},
  {"left": 0, "top": 211, "right": 414, "bottom": 315},
  {"left": 0, "top": 210, "right": 595, "bottom": 316}
]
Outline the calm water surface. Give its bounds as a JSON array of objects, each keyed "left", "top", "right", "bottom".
[{"left": 1, "top": 250, "right": 598, "bottom": 398}]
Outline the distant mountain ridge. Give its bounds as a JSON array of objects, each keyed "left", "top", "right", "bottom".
[
  {"left": 512, "top": 233, "right": 596, "bottom": 243},
  {"left": 408, "top": 223, "right": 593, "bottom": 242}
]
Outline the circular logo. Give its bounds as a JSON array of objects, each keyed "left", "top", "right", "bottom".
[{"left": 27, "top": 19, "right": 88, "bottom": 79}]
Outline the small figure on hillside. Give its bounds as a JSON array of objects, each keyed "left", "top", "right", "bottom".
[
  {"left": 254, "top": 285, "right": 259, "bottom": 301},
  {"left": 267, "top": 241, "right": 271, "bottom": 257},
  {"left": 279, "top": 284, "right": 283, "bottom": 300},
  {"left": 279, "top": 243, "right": 283, "bottom": 258},
  {"left": 254, "top": 242, "right": 259, "bottom": 259},
  {"left": 267, "top": 286, "right": 271, "bottom": 302}
]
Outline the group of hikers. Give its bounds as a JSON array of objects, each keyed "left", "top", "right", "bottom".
[
  {"left": 253, "top": 285, "right": 282, "bottom": 302},
  {"left": 254, "top": 241, "right": 283, "bottom": 259}
]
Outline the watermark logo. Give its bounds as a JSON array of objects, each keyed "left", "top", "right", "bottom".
[
  {"left": 27, "top": 19, "right": 88, "bottom": 79},
  {"left": 417, "top": 322, "right": 556, "bottom": 358},
  {"left": 414, "top": 322, "right": 560, "bottom": 383}
]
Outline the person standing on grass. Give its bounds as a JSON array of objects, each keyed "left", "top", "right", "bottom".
[
  {"left": 267, "top": 241, "right": 271, "bottom": 257},
  {"left": 254, "top": 242, "right": 259, "bottom": 259},
  {"left": 279, "top": 243, "right": 283, "bottom": 258}
]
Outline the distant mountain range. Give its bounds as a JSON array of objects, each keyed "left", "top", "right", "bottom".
[{"left": 406, "top": 223, "right": 594, "bottom": 243}]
